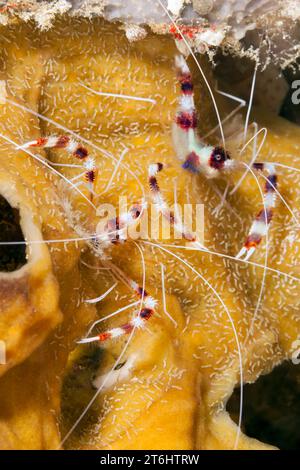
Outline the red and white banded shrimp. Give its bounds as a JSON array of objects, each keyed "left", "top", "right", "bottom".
[{"left": 173, "top": 54, "right": 278, "bottom": 262}]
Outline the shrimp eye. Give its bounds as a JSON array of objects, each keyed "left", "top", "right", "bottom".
[{"left": 210, "top": 146, "right": 230, "bottom": 170}]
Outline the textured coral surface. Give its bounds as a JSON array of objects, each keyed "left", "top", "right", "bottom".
[
  {"left": 1, "top": 0, "right": 300, "bottom": 69},
  {"left": 0, "top": 18, "right": 299, "bottom": 450}
]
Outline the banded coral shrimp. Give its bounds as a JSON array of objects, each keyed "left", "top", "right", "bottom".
[
  {"left": 0, "top": 17, "right": 299, "bottom": 451},
  {"left": 157, "top": 0, "right": 300, "bottom": 346},
  {"left": 159, "top": 1, "right": 287, "bottom": 244}
]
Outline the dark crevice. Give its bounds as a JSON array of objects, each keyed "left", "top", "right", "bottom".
[
  {"left": 280, "top": 61, "right": 300, "bottom": 125},
  {"left": 227, "top": 361, "right": 300, "bottom": 450},
  {"left": 61, "top": 347, "right": 104, "bottom": 442},
  {"left": 0, "top": 195, "right": 27, "bottom": 272},
  {"left": 214, "top": 51, "right": 300, "bottom": 126}
]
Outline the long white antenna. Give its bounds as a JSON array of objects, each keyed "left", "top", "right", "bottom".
[{"left": 243, "top": 66, "right": 257, "bottom": 144}]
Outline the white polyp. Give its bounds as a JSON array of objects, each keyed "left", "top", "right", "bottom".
[
  {"left": 79, "top": 82, "right": 156, "bottom": 104},
  {"left": 101, "top": 147, "right": 128, "bottom": 195},
  {"left": 160, "top": 263, "right": 178, "bottom": 328}
]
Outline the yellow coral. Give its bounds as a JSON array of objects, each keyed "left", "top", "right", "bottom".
[{"left": 0, "top": 18, "right": 299, "bottom": 450}]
